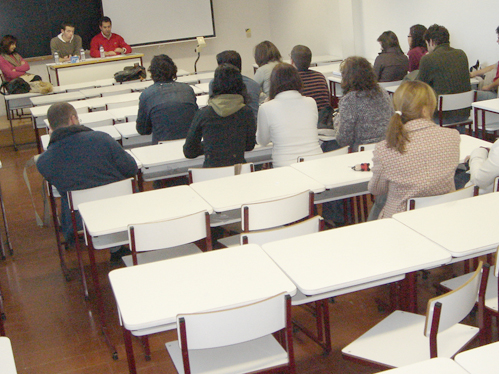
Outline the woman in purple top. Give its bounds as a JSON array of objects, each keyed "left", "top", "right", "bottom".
[{"left": 407, "top": 24, "right": 427, "bottom": 72}]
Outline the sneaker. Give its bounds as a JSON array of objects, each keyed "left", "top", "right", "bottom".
[{"left": 110, "top": 246, "right": 132, "bottom": 264}]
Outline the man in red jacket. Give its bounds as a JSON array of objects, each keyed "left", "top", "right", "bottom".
[{"left": 90, "top": 16, "right": 132, "bottom": 58}]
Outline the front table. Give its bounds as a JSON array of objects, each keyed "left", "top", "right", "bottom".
[{"left": 109, "top": 244, "right": 297, "bottom": 374}]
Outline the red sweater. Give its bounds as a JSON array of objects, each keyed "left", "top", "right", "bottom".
[{"left": 90, "top": 33, "right": 132, "bottom": 58}]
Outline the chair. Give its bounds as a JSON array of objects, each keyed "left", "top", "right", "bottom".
[
  {"left": 358, "top": 143, "right": 376, "bottom": 152},
  {"left": 218, "top": 190, "right": 314, "bottom": 248},
  {"left": 297, "top": 146, "right": 349, "bottom": 162},
  {"left": 342, "top": 262, "right": 489, "bottom": 370},
  {"left": 494, "top": 176, "right": 499, "bottom": 192},
  {"left": 407, "top": 185, "right": 478, "bottom": 211},
  {"left": 166, "top": 293, "right": 296, "bottom": 374},
  {"left": 67, "top": 178, "right": 135, "bottom": 299},
  {"left": 188, "top": 163, "right": 254, "bottom": 184},
  {"left": 437, "top": 91, "right": 476, "bottom": 133}
]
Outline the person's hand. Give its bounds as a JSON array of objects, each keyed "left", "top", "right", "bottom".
[
  {"left": 114, "top": 48, "right": 124, "bottom": 54},
  {"left": 105, "top": 51, "right": 117, "bottom": 56},
  {"left": 480, "top": 146, "right": 491, "bottom": 152},
  {"left": 470, "top": 71, "right": 476, "bottom": 78},
  {"left": 60, "top": 56, "right": 71, "bottom": 62},
  {"left": 482, "top": 84, "right": 492, "bottom": 91},
  {"left": 20, "top": 60, "right": 26, "bottom": 65},
  {"left": 464, "top": 155, "right": 470, "bottom": 163}
]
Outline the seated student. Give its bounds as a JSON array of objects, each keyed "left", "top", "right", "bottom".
[
  {"left": 36, "top": 102, "right": 138, "bottom": 262},
  {"left": 136, "top": 54, "right": 198, "bottom": 144},
  {"left": 368, "top": 81, "right": 460, "bottom": 219},
  {"left": 50, "top": 22, "right": 82, "bottom": 63},
  {"left": 335, "top": 56, "right": 393, "bottom": 151},
  {"left": 468, "top": 140, "right": 499, "bottom": 194},
  {"left": 407, "top": 24, "right": 427, "bottom": 72},
  {"left": 373, "top": 31, "right": 409, "bottom": 82},
  {"left": 257, "top": 63, "right": 322, "bottom": 167},
  {"left": 90, "top": 16, "right": 132, "bottom": 58},
  {"left": 290, "top": 45, "right": 330, "bottom": 112},
  {"left": 0, "top": 35, "right": 40, "bottom": 82},
  {"left": 471, "top": 26, "right": 499, "bottom": 101},
  {"left": 208, "top": 50, "right": 260, "bottom": 119},
  {"left": 253, "top": 41, "right": 282, "bottom": 101},
  {"left": 183, "top": 64, "right": 256, "bottom": 167}
]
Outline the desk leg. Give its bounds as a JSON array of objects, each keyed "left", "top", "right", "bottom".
[
  {"left": 481, "top": 109, "right": 487, "bottom": 140},
  {"left": 401, "top": 272, "right": 417, "bottom": 313},
  {"left": 292, "top": 299, "right": 331, "bottom": 355},
  {"left": 0, "top": 183, "right": 12, "bottom": 256},
  {"left": 33, "top": 117, "right": 42, "bottom": 154},
  {"left": 5, "top": 102, "right": 17, "bottom": 151},
  {"left": 137, "top": 170, "right": 144, "bottom": 192},
  {"left": 123, "top": 327, "right": 137, "bottom": 374}
]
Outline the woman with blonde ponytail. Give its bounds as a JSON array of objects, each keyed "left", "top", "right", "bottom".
[{"left": 368, "top": 80, "right": 460, "bottom": 219}]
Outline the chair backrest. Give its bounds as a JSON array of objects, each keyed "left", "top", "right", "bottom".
[
  {"left": 438, "top": 91, "right": 476, "bottom": 112},
  {"left": 128, "top": 210, "right": 211, "bottom": 257},
  {"left": 242, "top": 190, "right": 314, "bottom": 232},
  {"left": 358, "top": 143, "right": 376, "bottom": 152},
  {"left": 494, "top": 176, "right": 499, "bottom": 193},
  {"left": 67, "top": 177, "right": 135, "bottom": 212},
  {"left": 105, "top": 100, "right": 139, "bottom": 110},
  {"left": 178, "top": 292, "right": 289, "bottom": 350},
  {"left": 407, "top": 185, "right": 478, "bottom": 211},
  {"left": 188, "top": 163, "right": 254, "bottom": 184},
  {"left": 297, "top": 146, "right": 349, "bottom": 162},
  {"left": 241, "top": 215, "right": 323, "bottom": 246}
]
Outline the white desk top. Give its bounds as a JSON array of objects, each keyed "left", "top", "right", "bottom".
[
  {"left": 327, "top": 75, "right": 342, "bottom": 84},
  {"left": 80, "top": 80, "right": 153, "bottom": 98},
  {"left": 393, "top": 192, "right": 499, "bottom": 257},
  {"left": 0, "top": 337, "right": 17, "bottom": 374},
  {"left": 30, "top": 91, "right": 85, "bottom": 106},
  {"left": 77, "top": 110, "right": 115, "bottom": 127},
  {"left": 114, "top": 121, "right": 140, "bottom": 138},
  {"left": 254, "top": 55, "right": 342, "bottom": 69},
  {"left": 472, "top": 97, "right": 499, "bottom": 111},
  {"left": 82, "top": 92, "right": 140, "bottom": 109},
  {"left": 262, "top": 219, "right": 451, "bottom": 296},
  {"left": 378, "top": 358, "right": 469, "bottom": 374},
  {"left": 190, "top": 166, "right": 325, "bottom": 212},
  {"left": 309, "top": 62, "right": 342, "bottom": 77},
  {"left": 454, "top": 341, "right": 499, "bottom": 374},
  {"left": 131, "top": 140, "right": 189, "bottom": 167},
  {"left": 196, "top": 94, "right": 209, "bottom": 108},
  {"left": 194, "top": 83, "right": 210, "bottom": 94},
  {"left": 177, "top": 69, "right": 190, "bottom": 77},
  {"left": 107, "top": 105, "right": 139, "bottom": 121},
  {"left": 109, "top": 244, "right": 297, "bottom": 331},
  {"left": 459, "top": 134, "right": 491, "bottom": 161},
  {"left": 176, "top": 71, "right": 215, "bottom": 84},
  {"left": 40, "top": 126, "right": 121, "bottom": 151},
  {"left": 79, "top": 185, "right": 213, "bottom": 237}
]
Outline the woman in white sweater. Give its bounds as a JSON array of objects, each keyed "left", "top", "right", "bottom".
[{"left": 257, "top": 63, "right": 322, "bottom": 167}]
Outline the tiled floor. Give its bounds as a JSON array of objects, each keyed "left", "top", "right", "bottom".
[{"left": 0, "top": 125, "right": 487, "bottom": 373}]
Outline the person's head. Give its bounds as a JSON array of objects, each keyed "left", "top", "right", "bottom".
[
  {"left": 60, "top": 22, "right": 75, "bottom": 41},
  {"left": 340, "top": 56, "right": 379, "bottom": 96},
  {"left": 149, "top": 54, "right": 177, "bottom": 82},
  {"left": 386, "top": 80, "right": 436, "bottom": 153},
  {"left": 290, "top": 45, "right": 312, "bottom": 71},
  {"left": 254, "top": 41, "right": 282, "bottom": 67},
  {"left": 268, "top": 62, "right": 303, "bottom": 100},
  {"left": 424, "top": 24, "right": 450, "bottom": 52},
  {"left": 211, "top": 63, "right": 247, "bottom": 99},
  {"left": 496, "top": 25, "right": 499, "bottom": 44},
  {"left": 99, "top": 16, "right": 112, "bottom": 38},
  {"left": 377, "top": 31, "right": 403, "bottom": 53},
  {"left": 47, "top": 102, "right": 79, "bottom": 132},
  {"left": 0, "top": 35, "right": 17, "bottom": 55},
  {"left": 215, "top": 50, "right": 242, "bottom": 71},
  {"left": 408, "top": 24, "right": 427, "bottom": 50}
]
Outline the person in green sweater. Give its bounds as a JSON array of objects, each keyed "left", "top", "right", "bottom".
[{"left": 50, "top": 22, "right": 82, "bottom": 62}]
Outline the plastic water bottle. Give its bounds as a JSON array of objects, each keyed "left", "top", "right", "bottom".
[
  {"left": 99, "top": 46, "right": 105, "bottom": 58},
  {"left": 54, "top": 51, "right": 59, "bottom": 64},
  {"left": 80, "top": 49, "right": 85, "bottom": 61}
]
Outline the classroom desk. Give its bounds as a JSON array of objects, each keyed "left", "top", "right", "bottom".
[
  {"left": 107, "top": 106, "right": 139, "bottom": 123},
  {"left": 472, "top": 97, "right": 499, "bottom": 139},
  {"left": 194, "top": 82, "right": 210, "bottom": 94},
  {"left": 47, "top": 53, "right": 144, "bottom": 85},
  {"left": 176, "top": 71, "right": 215, "bottom": 84},
  {"left": 196, "top": 94, "right": 209, "bottom": 108},
  {"left": 109, "top": 244, "right": 296, "bottom": 374},
  {"left": 454, "top": 341, "right": 499, "bottom": 373},
  {"left": 309, "top": 62, "right": 342, "bottom": 77},
  {"left": 29, "top": 91, "right": 85, "bottom": 107},
  {"left": 3, "top": 92, "right": 40, "bottom": 149},
  {"left": 80, "top": 80, "right": 154, "bottom": 98},
  {"left": 40, "top": 125, "right": 121, "bottom": 150},
  {"left": 377, "top": 358, "right": 469, "bottom": 374},
  {"left": 327, "top": 74, "right": 342, "bottom": 107},
  {"left": 113, "top": 122, "right": 153, "bottom": 149},
  {"left": 393, "top": 192, "right": 499, "bottom": 260},
  {"left": 253, "top": 55, "right": 342, "bottom": 72},
  {"left": 0, "top": 160, "right": 12, "bottom": 260},
  {"left": 0, "top": 337, "right": 17, "bottom": 374}
]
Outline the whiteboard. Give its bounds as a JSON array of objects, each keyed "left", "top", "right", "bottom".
[{"left": 101, "top": 0, "right": 215, "bottom": 46}]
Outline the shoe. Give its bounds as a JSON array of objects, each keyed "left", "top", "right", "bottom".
[{"left": 110, "top": 246, "right": 132, "bottom": 264}]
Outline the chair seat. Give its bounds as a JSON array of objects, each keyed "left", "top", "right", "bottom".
[
  {"left": 91, "top": 231, "right": 129, "bottom": 249},
  {"left": 122, "top": 244, "right": 202, "bottom": 266},
  {"left": 342, "top": 310, "right": 479, "bottom": 368},
  {"left": 166, "top": 334, "right": 288, "bottom": 374},
  {"left": 217, "top": 234, "right": 241, "bottom": 248}
]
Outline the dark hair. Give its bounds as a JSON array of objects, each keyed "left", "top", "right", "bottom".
[
  {"left": 149, "top": 54, "right": 177, "bottom": 82},
  {"left": 211, "top": 63, "right": 248, "bottom": 103},
  {"left": 340, "top": 56, "right": 380, "bottom": 96},
  {"left": 268, "top": 63, "right": 303, "bottom": 100},
  {"left": 254, "top": 41, "right": 282, "bottom": 67},
  {"left": 409, "top": 24, "right": 427, "bottom": 50},
  {"left": 377, "top": 31, "right": 403, "bottom": 54},
  {"left": 0, "top": 35, "right": 17, "bottom": 55},
  {"left": 290, "top": 45, "right": 312, "bottom": 71},
  {"left": 47, "top": 102, "right": 77, "bottom": 131},
  {"left": 424, "top": 24, "right": 450, "bottom": 45},
  {"left": 496, "top": 25, "right": 499, "bottom": 35},
  {"left": 216, "top": 50, "right": 242, "bottom": 71},
  {"left": 61, "top": 22, "right": 75, "bottom": 30},
  {"left": 99, "top": 16, "right": 112, "bottom": 26}
]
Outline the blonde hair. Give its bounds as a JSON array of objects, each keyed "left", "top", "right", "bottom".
[{"left": 386, "top": 81, "right": 436, "bottom": 153}]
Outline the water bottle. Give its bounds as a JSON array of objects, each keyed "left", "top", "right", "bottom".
[
  {"left": 99, "top": 46, "right": 105, "bottom": 58},
  {"left": 54, "top": 51, "right": 59, "bottom": 64},
  {"left": 80, "top": 49, "right": 85, "bottom": 61}
]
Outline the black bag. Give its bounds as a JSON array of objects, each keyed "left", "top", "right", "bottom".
[
  {"left": 0, "top": 77, "right": 31, "bottom": 95},
  {"left": 114, "top": 65, "right": 146, "bottom": 83}
]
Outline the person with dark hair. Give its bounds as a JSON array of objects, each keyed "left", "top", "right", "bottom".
[
  {"left": 335, "top": 56, "right": 393, "bottom": 151},
  {"left": 253, "top": 41, "right": 282, "bottom": 101},
  {"left": 50, "top": 22, "right": 82, "bottom": 62},
  {"left": 470, "top": 26, "right": 499, "bottom": 101},
  {"left": 290, "top": 45, "right": 330, "bottom": 111},
  {"left": 256, "top": 63, "right": 321, "bottom": 167},
  {"left": 183, "top": 64, "right": 256, "bottom": 167},
  {"left": 373, "top": 31, "right": 409, "bottom": 82},
  {"left": 407, "top": 24, "right": 427, "bottom": 72},
  {"left": 416, "top": 24, "right": 471, "bottom": 124},
  {"left": 368, "top": 81, "right": 459, "bottom": 219},
  {"left": 0, "top": 35, "right": 39, "bottom": 82},
  {"left": 90, "top": 16, "right": 131, "bottom": 58},
  {"left": 208, "top": 50, "right": 260, "bottom": 118},
  {"left": 36, "top": 102, "right": 137, "bottom": 262},
  {"left": 136, "top": 54, "right": 198, "bottom": 144}
]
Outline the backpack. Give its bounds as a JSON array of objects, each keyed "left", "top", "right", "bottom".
[
  {"left": 114, "top": 65, "right": 146, "bottom": 83},
  {"left": 0, "top": 77, "right": 31, "bottom": 95}
]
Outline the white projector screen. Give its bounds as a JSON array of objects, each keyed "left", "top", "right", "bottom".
[{"left": 101, "top": 0, "right": 215, "bottom": 46}]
